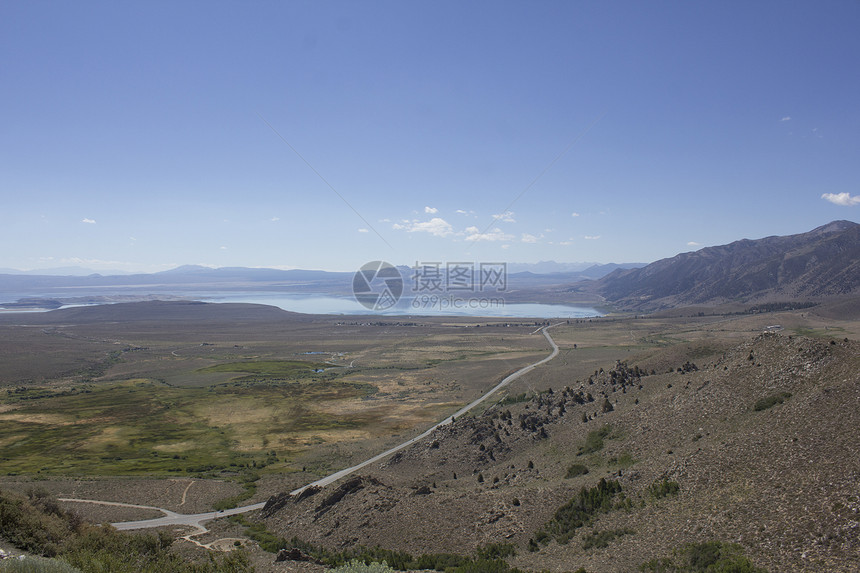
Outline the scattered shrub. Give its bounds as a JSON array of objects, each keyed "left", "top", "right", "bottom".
[
  {"left": 330, "top": 560, "right": 395, "bottom": 573},
  {"left": 212, "top": 480, "right": 257, "bottom": 511},
  {"left": 578, "top": 425, "right": 612, "bottom": 455},
  {"left": 607, "top": 452, "right": 636, "bottom": 469},
  {"left": 0, "top": 557, "right": 82, "bottom": 573},
  {"left": 582, "top": 527, "right": 634, "bottom": 550},
  {"left": 753, "top": 392, "right": 792, "bottom": 412},
  {"left": 648, "top": 479, "right": 680, "bottom": 499},
  {"left": 476, "top": 543, "right": 516, "bottom": 560},
  {"left": 498, "top": 392, "right": 531, "bottom": 406},
  {"left": 232, "top": 516, "right": 523, "bottom": 571},
  {"left": 566, "top": 464, "right": 590, "bottom": 478},
  {"left": 640, "top": 540, "right": 767, "bottom": 572}
]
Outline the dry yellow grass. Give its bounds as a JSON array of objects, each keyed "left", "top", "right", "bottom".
[
  {"left": 193, "top": 396, "right": 279, "bottom": 427},
  {"left": 0, "top": 412, "right": 76, "bottom": 425},
  {"left": 83, "top": 426, "right": 130, "bottom": 449}
]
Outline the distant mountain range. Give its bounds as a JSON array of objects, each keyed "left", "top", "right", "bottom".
[
  {"left": 0, "top": 266, "right": 353, "bottom": 301},
  {"left": 581, "top": 220, "right": 860, "bottom": 310},
  {"left": 0, "top": 261, "right": 644, "bottom": 280},
  {"left": 505, "top": 261, "right": 646, "bottom": 275},
  {"left": 0, "top": 260, "right": 642, "bottom": 308},
  {"left": 3, "top": 222, "right": 857, "bottom": 312},
  {"left": 0, "top": 262, "right": 643, "bottom": 296}
]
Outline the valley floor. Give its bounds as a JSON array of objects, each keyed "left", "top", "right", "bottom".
[{"left": 1, "top": 300, "right": 859, "bottom": 572}]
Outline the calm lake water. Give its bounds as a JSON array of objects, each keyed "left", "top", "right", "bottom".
[
  {"left": 0, "top": 288, "right": 601, "bottom": 319},
  {"left": 197, "top": 292, "right": 601, "bottom": 319}
]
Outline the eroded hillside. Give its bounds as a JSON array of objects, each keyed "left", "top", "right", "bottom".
[{"left": 260, "top": 333, "right": 860, "bottom": 572}]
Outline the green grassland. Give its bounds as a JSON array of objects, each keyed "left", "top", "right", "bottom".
[
  {"left": 0, "top": 361, "right": 374, "bottom": 476},
  {"left": 0, "top": 314, "right": 549, "bottom": 480}
]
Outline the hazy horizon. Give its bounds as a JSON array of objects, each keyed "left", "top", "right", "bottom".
[{"left": 0, "top": 260, "right": 637, "bottom": 276}]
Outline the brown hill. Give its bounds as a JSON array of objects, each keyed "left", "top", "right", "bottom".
[
  {"left": 260, "top": 333, "right": 860, "bottom": 572},
  {"left": 585, "top": 220, "right": 859, "bottom": 311},
  {"left": 0, "top": 300, "right": 313, "bottom": 326}
]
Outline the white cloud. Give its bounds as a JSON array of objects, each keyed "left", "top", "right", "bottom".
[
  {"left": 521, "top": 233, "right": 539, "bottom": 243},
  {"left": 455, "top": 209, "right": 468, "bottom": 215},
  {"left": 492, "top": 211, "right": 516, "bottom": 223},
  {"left": 571, "top": 212, "right": 580, "bottom": 217},
  {"left": 424, "top": 206, "right": 438, "bottom": 214},
  {"left": 220, "top": 246, "right": 227, "bottom": 250},
  {"left": 393, "top": 217, "right": 454, "bottom": 237},
  {"left": 270, "top": 217, "right": 280, "bottom": 222},
  {"left": 559, "top": 241, "right": 572, "bottom": 246},
  {"left": 822, "top": 192, "right": 860, "bottom": 206},
  {"left": 780, "top": 116, "right": 791, "bottom": 122},
  {"left": 584, "top": 235, "right": 601, "bottom": 240},
  {"left": 358, "top": 228, "right": 369, "bottom": 233},
  {"left": 465, "top": 227, "right": 514, "bottom": 242},
  {"left": 687, "top": 241, "right": 701, "bottom": 247},
  {"left": 82, "top": 218, "right": 96, "bottom": 224}
]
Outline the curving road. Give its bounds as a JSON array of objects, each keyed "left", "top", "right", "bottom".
[
  {"left": 107, "top": 323, "right": 562, "bottom": 531},
  {"left": 107, "top": 501, "right": 267, "bottom": 533}
]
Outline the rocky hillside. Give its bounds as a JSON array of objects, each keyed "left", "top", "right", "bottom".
[
  {"left": 259, "top": 333, "right": 860, "bottom": 572},
  {"left": 585, "top": 220, "right": 859, "bottom": 311}
]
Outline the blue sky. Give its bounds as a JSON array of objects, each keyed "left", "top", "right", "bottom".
[{"left": 2, "top": 1, "right": 859, "bottom": 273}]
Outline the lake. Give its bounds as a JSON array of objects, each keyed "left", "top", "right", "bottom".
[
  {"left": 0, "top": 288, "right": 602, "bottom": 319},
  {"left": 196, "top": 292, "right": 601, "bottom": 318}
]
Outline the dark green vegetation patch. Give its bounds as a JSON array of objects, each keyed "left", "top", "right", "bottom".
[
  {"left": 640, "top": 540, "right": 767, "bottom": 572},
  {"left": 0, "top": 556, "right": 83, "bottom": 572},
  {"left": 0, "top": 488, "right": 251, "bottom": 573},
  {"left": 578, "top": 425, "right": 613, "bottom": 455},
  {"left": 198, "top": 359, "right": 330, "bottom": 380},
  {"left": 531, "top": 478, "right": 625, "bottom": 548},
  {"left": 648, "top": 479, "right": 681, "bottom": 499},
  {"left": 753, "top": 392, "right": 792, "bottom": 412},
  {"left": 230, "top": 515, "right": 523, "bottom": 572},
  {"left": 497, "top": 392, "right": 533, "bottom": 406},
  {"left": 565, "top": 463, "right": 590, "bottom": 478},
  {"left": 582, "top": 527, "right": 635, "bottom": 550}
]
